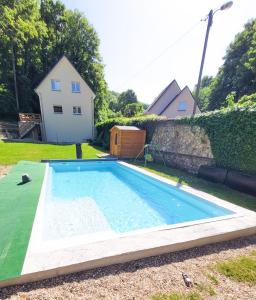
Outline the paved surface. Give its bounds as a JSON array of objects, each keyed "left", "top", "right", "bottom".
[{"left": 0, "top": 161, "right": 45, "bottom": 281}]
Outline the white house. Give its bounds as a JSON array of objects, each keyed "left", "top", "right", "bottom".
[
  {"left": 35, "top": 56, "right": 95, "bottom": 143},
  {"left": 145, "top": 79, "right": 200, "bottom": 119}
]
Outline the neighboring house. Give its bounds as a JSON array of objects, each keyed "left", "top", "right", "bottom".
[
  {"left": 144, "top": 79, "right": 200, "bottom": 119},
  {"left": 34, "top": 56, "right": 95, "bottom": 143}
]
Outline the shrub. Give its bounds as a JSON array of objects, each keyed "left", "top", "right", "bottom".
[
  {"left": 123, "top": 103, "right": 144, "bottom": 117},
  {"left": 95, "top": 115, "right": 164, "bottom": 149},
  {"left": 237, "top": 93, "right": 256, "bottom": 108},
  {"left": 175, "top": 107, "right": 256, "bottom": 174},
  {"left": 96, "top": 106, "right": 256, "bottom": 174}
]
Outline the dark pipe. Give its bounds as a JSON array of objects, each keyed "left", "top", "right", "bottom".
[
  {"left": 198, "top": 165, "right": 227, "bottom": 183},
  {"left": 76, "top": 143, "right": 82, "bottom": 159},
  {"left": 225, "top": 171, "right": 256, "bottom": 197}
]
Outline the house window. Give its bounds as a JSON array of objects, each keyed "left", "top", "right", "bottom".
[
  {"left": 177, "top": 101, "right": 187, "bottom": 111},
  {"left": 115, "top": 133, "right": 118, "bottom": 145},
  {"left": 53, "top": 105, "right": 63, "bottom": 114},
  {"left": 72, "top": 81, "right": 80, "bottom": 93},
  {"left": 51, "top": 80, "right": 61, "bottom": 91},
  {"left": 73, "top": 106, "right": 82, "bottom": 115}
]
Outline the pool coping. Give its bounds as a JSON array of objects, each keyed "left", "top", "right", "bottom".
[
  {"left": 41, "top": 158, "right": 118, "bottom": 163},
  {"left": 1, "top": 160, "right": 256, "bottom": 287}
]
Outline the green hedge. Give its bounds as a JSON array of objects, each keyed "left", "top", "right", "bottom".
[
  {"left": 96, "top": 108, "right": 256, "bottom": 174},
  {"left": 95, "top": 115, "right": 164, "bottom": 149},
  {"left": 175, "top": 108, "right": 256, "bottom": 174}
]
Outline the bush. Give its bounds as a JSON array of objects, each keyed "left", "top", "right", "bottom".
[
  {"left": 123, "top": 103, "right": 144, "bottom": 117},
  {"left": 237, "top": 93, "right": 256, "bottom": 108},
  {"left": 96, "top": 106, "right": 256, "bottom": 174},
  {"left": 175, "top": 107, "right": 256, "bottom": 174},
  {"left": 95, "top": 115, "right": 164, "bottom": 149}
]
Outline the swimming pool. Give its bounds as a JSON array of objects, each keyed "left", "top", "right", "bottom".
[
  {"left": 15, "top": 160, "right": 256, "bottom": 287},
  {"left": 42, "top": 160, "right": 234, "bottom": 241}
]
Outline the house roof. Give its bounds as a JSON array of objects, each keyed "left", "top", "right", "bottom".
[
  {"left": 158, "top": 86, "right": 200, "bottom": 115},
  {"left": 111, "top": 126, "right": 141, "bottom": 131},
  {"left": 145, "top": 79, "right": 180, "bottom": 113},
  {"left": 34, "top": 55, "right": 95, "bottom": 98}
]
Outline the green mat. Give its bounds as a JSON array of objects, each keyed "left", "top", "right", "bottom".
[{"left": 0, "top": 161, "right": 45, "bottom": 281}]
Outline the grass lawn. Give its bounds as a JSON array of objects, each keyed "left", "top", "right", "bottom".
[
  {"left": 131, "top": 161, "right": 256, "bottom": 212},
  {"left": 0, "top": 140, "right": 255, "bottom": 211},
  {"left": 216, "top": 251, "right": 256, "bottom": 285},
  {"left": 0, "top": 141, "right": 104, "bottom": 165}
]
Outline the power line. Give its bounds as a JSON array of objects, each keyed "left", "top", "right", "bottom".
[{"left": 128, "top": 20, "right": 201, "bottom": 82}]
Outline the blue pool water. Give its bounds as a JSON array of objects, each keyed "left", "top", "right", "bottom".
[{"left": 43, "top": 161, "right": 234, "bottom": 239}]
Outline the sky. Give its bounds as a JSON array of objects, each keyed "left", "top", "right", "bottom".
[{"left": 62, "top": 0, "right": 256, "bottom": 104}]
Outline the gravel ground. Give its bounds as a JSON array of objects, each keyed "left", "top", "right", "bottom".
[
  {"left": 0, "top": 235, "right": 255, "bottom": 300},
  {"left": 0, "top": 165, "right": 12, "bottom": 179}
]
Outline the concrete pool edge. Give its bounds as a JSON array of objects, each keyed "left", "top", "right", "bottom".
[
  {"left": 41, "top": 158, "right": 118, "bottom": 163},
  {"left": 1, "top": 215, "right": 256, "bottom": 288},
  {"left": 1, "top": 160, "right": 256, "bottom": 288}
]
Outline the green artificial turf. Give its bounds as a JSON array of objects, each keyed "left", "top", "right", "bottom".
[
  {"left": 0, "top": 141, "right": 104, "bottom": 165},
  {"left": 0, "top": 161, "right": 45, "bottom": 281}
]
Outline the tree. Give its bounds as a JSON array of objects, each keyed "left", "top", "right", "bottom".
[
  {"left": 118, "top": 89, "right": 138, "bottom": 113},
  {"left": 40, "top": 1, "right": 108, "bottom": 122},
  {"left": 208, "top": 19, "right": 256, "bottom": 110},
  {"left": 0, "top": 0, "right": 109, "bottom": 122},
  {"left": 0, "top": 0, "right": 47, "bottom": 113},
  {"left": 107, "top": 90, "right": 120, "bottom": 112},
  {"left": 123, "top": 102, "right": 144, "bottom": 117},
  {"left": 39, "top": 0, "right": 66, "bottom": 73},
  {"left": 193, "top": 75, "right": 214, "bottom": 111},
  {"left": 238, "top": 93, "right": 256, "bottom": 107},
  {"left": 141, "top": 102, "right": 149, "bottom": 110}
]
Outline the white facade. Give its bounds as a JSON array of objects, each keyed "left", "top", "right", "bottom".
[
  {"left": 35, "top": 56, "right": 95, "bottom": 143},
  {"left": 161, "top": 86, "right": 200, "bottom": 119},
  {"left": 145, "top": 80, "right": 200, "bottom": 119}
]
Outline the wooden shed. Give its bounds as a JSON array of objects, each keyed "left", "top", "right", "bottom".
[{"left": 110, "top": 126, "right": 146, "bottom": 158}]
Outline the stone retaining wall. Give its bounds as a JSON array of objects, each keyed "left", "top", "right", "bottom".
[{"left": 150, "top": 120, "right": 215, "bottom": 173}]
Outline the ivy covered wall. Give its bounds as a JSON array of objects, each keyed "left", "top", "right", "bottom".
[
  {"left": 96, "top": 108, "right": 256, "bottom": 174},
  {"left": 175, "top": 108, "right": 256, "bottom": 174}
]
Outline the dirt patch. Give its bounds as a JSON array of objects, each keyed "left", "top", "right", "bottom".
[
  {"left": 0, "top": 165, "right": 12, "bottom": 179},
  {"left": 0, "top": 235, "right": 255, "bottom": 300}
]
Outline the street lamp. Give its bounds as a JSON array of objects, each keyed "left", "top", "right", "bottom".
[{"left": 192, "top": 1, "right": 233, "bottom": 115}]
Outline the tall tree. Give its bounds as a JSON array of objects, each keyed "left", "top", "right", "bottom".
[
  {"left": 0, "top": 0, "right": 109, "bottom": 121},
  {"left": 40, "top": 0, "right": 66, "bottom": 74},
  {"left": 39, "top": 1, "right": 108, "bottom": 122},
  {"left": 208, "top": 19, "right": 256, "bottom": 110},
  {"left": 0, "top": 0, "right": 47, "bottom": 113},
  {"left": 118, "top": 89, "right": 138, "bottom": 113},
  {"left": 193, "top": 75, "right": 214, "bottom": 112},
  {"left": 107, "top": 90, "right": 120, "bottom": 112}
]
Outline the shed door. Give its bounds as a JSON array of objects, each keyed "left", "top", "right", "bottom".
[{"left": 112, "top": 132, "right": 119, "bottom": 155}]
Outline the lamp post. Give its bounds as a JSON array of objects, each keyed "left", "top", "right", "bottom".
[{"left": 192, "top": 1, "right": 233, "bottom": 115}]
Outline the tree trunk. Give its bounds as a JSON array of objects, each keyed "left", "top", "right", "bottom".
[{"left": 11, "top": 42, "right": 19, "bottom": 113}]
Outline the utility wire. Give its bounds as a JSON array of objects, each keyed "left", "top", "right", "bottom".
[{"left": 128, "top": 20, "right": 201, "bottom": 82}]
